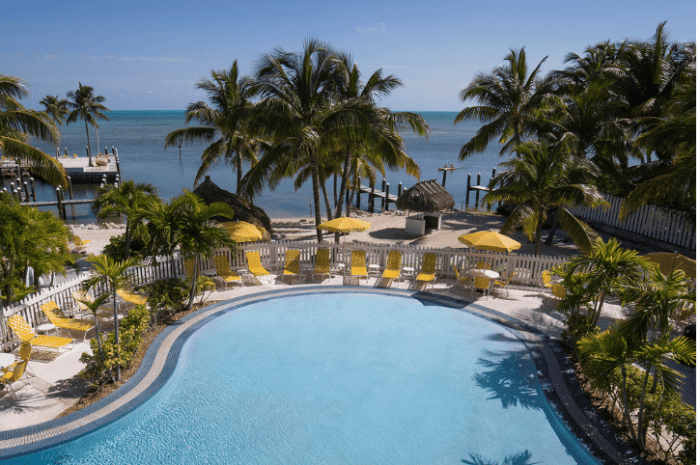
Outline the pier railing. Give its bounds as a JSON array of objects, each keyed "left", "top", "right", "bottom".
[{"left": 1, "top": 242, "right": 568, "bottom": 350}]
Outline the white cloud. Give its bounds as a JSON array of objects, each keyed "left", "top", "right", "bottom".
[{"left": 355, "top": 22, "right": 387, "bottom": 33}]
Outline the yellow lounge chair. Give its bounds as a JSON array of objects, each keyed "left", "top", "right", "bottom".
[
  {"left": 542, "top": 270, "right": 553, "bottom": 289},
  {"left": 116, "top": 288, "right": 150, "bottom": 306},
  {"left": 1, "top": 356, "right": 30, "bottom": 399},
  {"left": 7, "top": 315, "right": 73, "bottom": 355},
  {"left": 381, "top": 250, "right": 402, "bottom": 283},
  {"left": 72, "top": 290, "right": 119, "bottom": 322},
  {"left": 40, "top": 300, "right": 95, "bottom": 340},
  {"left": 245, "top": 251, "right": 270, "bottom": 277},
  {"left": 474, "top": 276, "right": 491, "bottom": 297},
  {"left": 416, "top": 253, "right": 437, "bottom": 288},
  {"left": 281, "top": 249, "right": 301, "bottom": 283},
  {"left": 313, "top": 249, "right": 331, "bottom": 280},
  {"left": 452, "top": 265, "right": 471, "bottom": 290},
  {"left": 350, "top": 250, "right": 368, "bottom": 280},
  {"left": 492, "top": 271, "right": 515, "bottom": 297},
  {"left": 213, "top": 256, "right": 243, "bottom": 289},
  {"left": 72, "top": 235, "right": 91, "bottom": 253}
]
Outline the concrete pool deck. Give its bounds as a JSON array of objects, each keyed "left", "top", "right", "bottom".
[{"left": 0, "top": 276, "right": 688, "bottom": 463}]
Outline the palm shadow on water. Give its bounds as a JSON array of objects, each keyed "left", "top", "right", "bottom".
[
  {"left": 473, "top": 350, "right": 542, "bottom": 411},
  {"left": 462, "top": 450, "right": 539, "bottom": 465}
]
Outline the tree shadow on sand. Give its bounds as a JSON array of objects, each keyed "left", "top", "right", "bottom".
[
  {"left": 462, "top": 450, "right": 539, "bottom": 465},
  {"left": 473, "top": 350, "right": 542, "bottom": 410}
]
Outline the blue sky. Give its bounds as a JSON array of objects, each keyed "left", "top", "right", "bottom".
[{"left": 3, "top": 0, "right": 696, "bottom": 111}]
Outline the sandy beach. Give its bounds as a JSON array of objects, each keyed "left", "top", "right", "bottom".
[{"left": 70, "top": 209, "right": 582, "bottom": 258}]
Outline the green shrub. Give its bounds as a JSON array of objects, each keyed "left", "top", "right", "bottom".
[
  {"left": 102, "top": 234, "right": 148, "bottom": 262},
  {"left": 141, "top": 278, "right": 189, "bottom": 324},
  {"left": 79, "top": 305, "right": 150, "bottom": 386}
]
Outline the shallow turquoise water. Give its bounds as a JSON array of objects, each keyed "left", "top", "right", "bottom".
[{"left": 10, "top": 293, "right": 600, "bottom": 464}]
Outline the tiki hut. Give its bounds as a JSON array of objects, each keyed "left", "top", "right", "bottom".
[
  {"left": 396, "top": 179, "right": 455, "bottom": 212},
  {"left": 396, "top": 180, "right": 455, "bottom": 235},
  {"left": 192, "top": 176, "right": 272, "bottom": 240}
]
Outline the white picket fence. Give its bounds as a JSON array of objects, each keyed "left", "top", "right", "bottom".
[
  {"left": 1, "top": 242, "right": 569, "bottom": 350},
  {"left": 570, "top": 193, "right": 695, "bottom": 251}
]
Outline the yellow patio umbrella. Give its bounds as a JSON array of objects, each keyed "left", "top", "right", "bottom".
[
  {"left": 317, "top": 217, "right": 371, "bottom": 243},
  {"left": 644, "top": 252, "right": 696, "bottom": 278},
  {"left": 458, "top": 230, "right": 522, "bottom": 253},
  {"left": 223, "top": 221, "right": 264, "bottom": 243}
]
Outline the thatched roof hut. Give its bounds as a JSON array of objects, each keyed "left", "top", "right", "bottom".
[
  {"left": 192, "top": 176, "right": 272, "bottom": 239},
  {"left": 396, "top": 179, "right": 455, "bottom": 212}
]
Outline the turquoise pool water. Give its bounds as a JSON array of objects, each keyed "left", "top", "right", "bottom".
[{"left": 8, "top": 293, "right": 600, "bottom": 464}]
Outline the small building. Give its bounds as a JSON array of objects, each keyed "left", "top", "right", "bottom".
[{"left": 396, "top": 179, "right": 455, "bottom": 236}]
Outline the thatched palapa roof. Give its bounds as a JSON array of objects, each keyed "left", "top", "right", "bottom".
[
  {"left": 396, "top": 179, "right": 455, "bottom": 213},
  {"left": 192, "top": 176, "right": 272, "bottom": 239}
]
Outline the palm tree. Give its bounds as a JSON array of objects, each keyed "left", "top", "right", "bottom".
[
  {"left": 66, "top": 82, "right": 110, "bottom": 167},
  {"left": 483, "top": 139, "right": 607, "bottom": 255},
  {"left": 245, "top": 39, "right": 395, "bottom": 241},
  {"left": 0, "top": 75, "right": 67, "bottom": 186},
  {"left": 82, "top": 254, "right": 139, "bottom": 381},
  {"left": 0, "top": 193, "right": 71, "bottom": 307},
  {"left": 39, "top": 95, "right": 70, "bottom": 156},
  {"left": 164, "top": 61, "right": 262, "bottom": 194},
  {"left": 132, "top": 196, "right": 187, "bottom": 278},
  {"left": 455, "top": 48, "right": 555, "bottom": 158},
  {"left": 92, "top": 180, "right": 159, "bottom": 259},
  {"left": 177, "top": 191, "right": 235, "bottom": 310},
  {"left": 562, "top": 238, "right": 652, "bottom": 326},
  {"left": 330, "top": 55, "right": 427, "bottom": 218},
  {"left": 613, "top": 22, "right": 694, "bottom": 162}
]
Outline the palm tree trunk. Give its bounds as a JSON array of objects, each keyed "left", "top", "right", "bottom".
[
  {"left": 84, "top": 117, "right": 93, "bottom": 167},
  {"left": 124, "top": 224, "right": 132, "bottom": 260},
  {"left": 637, "top": 367, "right": 651, "bottom": 448},
  {"left": 320, "top": 181, "right": 333, "bottom": 222},
  {"left": 620, "top": 366, "right": 635, "bottom": 436},
  {"left": 593, "top": 293, "right": 606, "bottom": 327},
  {"left": 93, "top": 315, "right": 103, "bottom": 360},
  {"left": 534, "top": 206, "right": 546, "bottom": 256},
  {"left": 544, "top": 208, "right": 560, "bottom": 245},
  {"left": 186, "top": 255, "right": 198, "bottom": 311},
  {"left": 310, "top": 154, "right": 324, "bottom": 242},
  {"left": 335, "top": 148, "right": 353, "bottom": 219},
  {"left": 235, "top": 152, "right": 243, "bottom": 195},
  {"left": 112, "top": 287, "right": 121, "bottom": 381}
]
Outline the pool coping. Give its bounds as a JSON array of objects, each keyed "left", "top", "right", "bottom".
[{"left": 0, "top": 286, "right": 649, "bottom": 464}]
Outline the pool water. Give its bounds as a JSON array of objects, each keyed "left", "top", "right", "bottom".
[{"left": 9, "top": 293, "right": 600, "bottom": 464}]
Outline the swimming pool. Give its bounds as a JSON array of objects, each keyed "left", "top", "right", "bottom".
[{"left": 2, "top": 290, "right": 602, "bottom": 464}]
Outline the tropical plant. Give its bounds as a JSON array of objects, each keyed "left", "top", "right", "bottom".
[
  {"left": 561, "top": 237, "right": 652, "bottom": 326},
  {"left": 176, "top": 191, "right": 235, "bottom": 310},
  {"left": 39, "top": 94, "right": 70, "bottom": 156},
  {"left": 483, "top": 138, "right": 607, "bottom": 255},
  {"left": 0, "top": 193, "right": 70, "bottom": 307},
  {"left": 245, "top": 39, "right": 410, "bottom": 241},
  {"left": 132, "top": 196, "right": 186, "bottom": 277},
  {"left": 72, "top": 289, "right": 111, "bottom": 362},
  {"left": 66, "top": 82, "right": 110, "bottom": 167},
  {"left": 330, "top": 54, "right": 426, "bottom": 218},
  {"left": 0, "top": 75, "right": 66, "bottom": 186},
  {"left": 92, "top": 180, "right": 159, "bottom": 259},
  {"left": 164, "top": 61, "right": 262, "bottom": 194},
  {"left": 455, "top": 47, "right": 555, "bottom": 158},
  {"left": 82, "top": 254, "right": 139, "bottom": 381}
]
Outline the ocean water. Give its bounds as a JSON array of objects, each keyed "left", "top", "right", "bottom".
[{"left": 26, "top": 111, "right": 505, "bottom": 222}]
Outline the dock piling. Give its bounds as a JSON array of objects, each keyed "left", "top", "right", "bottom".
[
  {"left": 380, "top": 179, "right": 386, "bottom": 211},
  {"left": 22, "top": 181, "right": 30, "bottom": 202},
  {"left": 67, "top": 176, "right": 74, "bottom": 199},
  {"left": 55, "top": 187, "right": 63, "bottom": 219},
  {"left": 30, "top": 177, "right": 36, "bottom": 201},
  {"left": 385, "top": 183, "right": 390, "bottom": 211},
  {"left": 475, "top": 173, "right": 481, "bottom": 209},
  {"left": 465, "top": 174, "right": 471, "bottom": 210}
]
